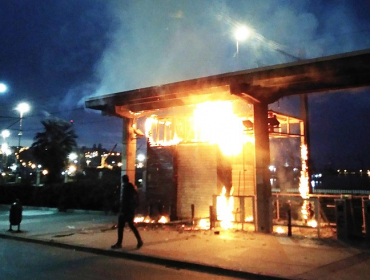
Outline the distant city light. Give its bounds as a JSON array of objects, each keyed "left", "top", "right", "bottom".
[{"left": 68, "top": 152, "right": 78, "bottom": 161}]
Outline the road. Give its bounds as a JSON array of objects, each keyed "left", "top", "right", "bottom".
[{"left": 0, "top": 238, "right": 246, "bottom": 280}]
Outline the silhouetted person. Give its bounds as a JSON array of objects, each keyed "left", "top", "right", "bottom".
[{"left": 111, "top": 175, "right": 143, "bottom": 249}]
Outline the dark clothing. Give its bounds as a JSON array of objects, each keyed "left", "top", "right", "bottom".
[
  {"left": 120, "top": 182, "right": 137, "bottom": 218},
  {"left": 116, "top": 214, "right": 141, "bottom": 245},
  {"left": 114, "top": 181, "right": 142, "bottom": 247}
]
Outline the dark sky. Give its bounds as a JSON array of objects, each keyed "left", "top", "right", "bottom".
[{"left": 1, "top": 0, "right": 370, "bottom": 170}]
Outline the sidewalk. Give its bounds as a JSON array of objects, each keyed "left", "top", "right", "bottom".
[{"left": 1, "top": 206, "right": 370, "bottom": 280}]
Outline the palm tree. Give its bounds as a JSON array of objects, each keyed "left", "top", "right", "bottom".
[{"left": 32, "top": 119, "right": 78, "bottom": 183}]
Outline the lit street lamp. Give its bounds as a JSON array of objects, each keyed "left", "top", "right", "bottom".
[
  {"left": 234, "top": 25, "right": 251, "bottom": 58},
  {"left": 0, "top": 83, "right": 7, "bottom": 94},
  {"left": 15, "top": 102, "right": 30, "bottom": 149}
]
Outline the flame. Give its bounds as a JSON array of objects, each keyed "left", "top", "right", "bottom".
[
  {"left": 245, "top": 216, "right": 254, "bottom": 222},
  {"left": 217, "top": 186, "right": 235, "bottom": 229},
  {"left": 134, "top": 216, "right": 145, "bottom": 223},
  {"left": 193, "top": 101, "right": 245, "bottom": 156},
  {"left": 299, "top": 144, "right": 317, "bottom": 228},
  {"left": 299, "top": 144, "right": 309, "bottom": 199},
  {"left": 144, "top": 101, "right": 252, "bottom": 156},
  {"left": 158, "top": 215, "right": 168, "bottom": 223},
  {"left": 276, "top": 226, "right": 285, "bottom": 234},
  {"left": 198, "top": 219, "right": 210, "bottom": 229}
]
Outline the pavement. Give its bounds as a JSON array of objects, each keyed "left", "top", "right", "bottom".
[{"left": 1, "top": 205, "right": 370, "bottom": 280}]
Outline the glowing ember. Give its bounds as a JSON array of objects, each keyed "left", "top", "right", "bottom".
[
  {"left": 276, "top": 226, "right": 285, "bottom": 234},
  {"left": 134, "top": 216, "right": 144, "bottom": 223},
  {"left": 217, "top": 186, "right": 235, "bottom": 229},
  {"left": 307, "top": 219, "right": 317, "bottom": 228},
  {"left": 158, "top": 215, "right": 168, "bottom": 223}
]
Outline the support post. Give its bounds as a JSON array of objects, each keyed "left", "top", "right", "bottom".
[
  {"left": 121, "top": 117, "right": 137, "bottom": 202},
  {"left": 253, "top": 102, "right": 272, "bottom": 233}
]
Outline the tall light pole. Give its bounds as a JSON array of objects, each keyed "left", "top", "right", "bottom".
[{"left": 15, "top": 102, "right": 30, "bottom": 149}]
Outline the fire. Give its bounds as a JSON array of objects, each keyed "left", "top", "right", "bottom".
[
  {"left": 299, "top": 144, "right": 309, "bottom": 199},
  {"left": 217, "top": 186, "right": 235, "bottom": 229},
  {"left": 198, "top": 219, "right": 210, "bottom": 229},
  {"left": 158, "top": 215, "right": 168, "bottom": 223},
  {"left": 144, "top": 101, "right": 252, "bottom": 156},
  {"left": 276, "top": 226, "right": 285, "bottom": 234},
  {"left": 299, "top": 144, "right": 317, "bottom": 228},
  {"left": 193, "top": 101, "right": 245, "bottom": 156}
]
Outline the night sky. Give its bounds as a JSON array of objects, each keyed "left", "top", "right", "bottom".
[{"left": 1, "top": 0, "right": 370, "bottom": 170}]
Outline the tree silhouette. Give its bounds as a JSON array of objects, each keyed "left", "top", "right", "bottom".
[{"left": 32, "top": 119, "right": 77, "bottom": 183}]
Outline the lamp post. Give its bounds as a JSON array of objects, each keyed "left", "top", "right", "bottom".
[{"left": 15, "top": 102, "right": 30, "bottom": 149}]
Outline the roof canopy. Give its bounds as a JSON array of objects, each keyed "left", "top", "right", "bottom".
[{"left": 86, "top": 48, "right": 370, "bottom": 118}]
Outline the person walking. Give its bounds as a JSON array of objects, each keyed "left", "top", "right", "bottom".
[{"left": 111, "top": 174, "right": 143, "bottom": 249}]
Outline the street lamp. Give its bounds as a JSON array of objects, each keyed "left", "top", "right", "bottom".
[
  {"left": 234, "top": 25, "right": 251, "bottom": 58},
  {"left": 15, "top": 102, "right": 30, "bottom": 149},
  {"left": 0, "top": 83, "right": 7, "bottom": 94}
]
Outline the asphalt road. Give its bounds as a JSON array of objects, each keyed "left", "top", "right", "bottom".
[{"left": 0, "top": 238, "right": 246, "bottom": 280}]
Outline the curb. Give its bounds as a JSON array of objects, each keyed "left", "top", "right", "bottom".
[{"left": 0, "top": 232, "right": 292, "bottom": 280}]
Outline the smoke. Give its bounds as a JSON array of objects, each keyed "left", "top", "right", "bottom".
[{"left": 89, "top": 0, "right": 369, "bottom": 99}]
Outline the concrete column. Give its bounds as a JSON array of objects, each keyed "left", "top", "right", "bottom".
[
  {"left": 253, "top": 102, "right": 272, "bottom": 233},
  {"left": 121, "top": 117, "right": 136, "bottom": 183}
]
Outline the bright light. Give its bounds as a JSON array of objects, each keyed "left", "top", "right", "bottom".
[
  {"left": 137, "top": 154, "right": 145, "bottom": 162},
  {"left": 0, "top": 83, "right": 7, "bottom": 93},
  {"left": 16, "top": 102, "right": 30, "bottom": 115},
  {"left": 68, "top": 152, "right": 78, "bottom": 161},
  {"left": 276, "top": 226, "right": 285, "bottom": 234},
  {"left": 68, "top": 165, "right": 77, "bottom": 174},
  {"left": 158, "top": 215, "right": 168, "bottom": 223},
  {"left": 234, "top": 25, "right": 251, "bottom": 42},
  {"left": 217, "top": 186, "right": 234, "bottom": 229},
  {"left": 193, "top": 101, "right": 246, "bottom": 156},
  {"left": 1, "top": 130, "right": 10, "bottom": 140}
]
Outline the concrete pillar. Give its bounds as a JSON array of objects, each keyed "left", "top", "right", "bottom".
[
  {"left": 253, "top": 102, "right": 272, "bottom": 233},
  {"left": 121, "top": 117, "right": 136, "bottom": 183}
]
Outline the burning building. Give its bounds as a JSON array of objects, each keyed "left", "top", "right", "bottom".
[{"left": 85, "top": 49, "right": 370, "bottom": 233}]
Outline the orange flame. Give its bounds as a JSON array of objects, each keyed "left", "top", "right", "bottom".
[
  {"left": 144, "top": 101, "right": 253, "bottom": 156},
  {"left": 217, "top": 186, "right": 235, "bottom": 229}
]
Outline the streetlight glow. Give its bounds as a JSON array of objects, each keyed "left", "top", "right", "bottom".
[
  {"left": 234, "top": 25, "right": 251, "bottom": 42},
  {"left": 16, "top": 102, "right": 30, "bottom": 115},
  {"left": 1, "top": 130, "right": 10, "bottom": 140},
  {"left": 0, "top": 83, "right": 7, "bottom": 93},
  {"left": 15, "top": 102, "right": 30, "bottom": 149}
]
